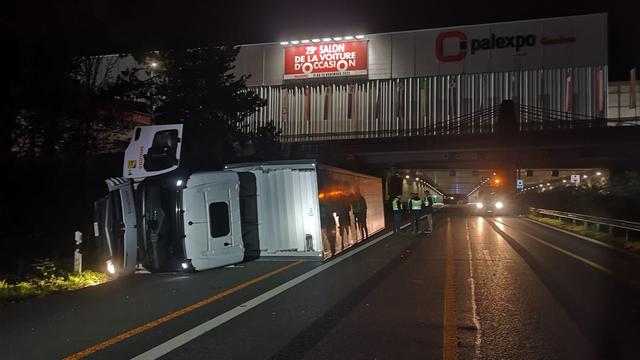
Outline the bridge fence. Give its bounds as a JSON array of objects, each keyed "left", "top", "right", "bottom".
[{"left": 274, "top": 102, "right": 639, "bottom": 143}]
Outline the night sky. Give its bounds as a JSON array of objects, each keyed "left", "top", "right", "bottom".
[{"left": 5, "top": 0, "right": 639, "bottom": 80}]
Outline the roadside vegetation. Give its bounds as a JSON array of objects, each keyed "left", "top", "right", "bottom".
[
  {"left": 519, "top": 171, "right": 640, "bottom": 222},
  {"left": 527, "top": 213, "right": 640, "bottom": 253},
  {"left": 1, "top": 43, "right": 276, "bottom": 280},
  {"left": 0, "top": 259, "right": 108, "bottom": 304}
]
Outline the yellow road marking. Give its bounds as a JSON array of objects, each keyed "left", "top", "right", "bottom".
[
  {"left": 63, "top": 261, "right": 303, "bottom": 360},
  {"left": 443, "top": 219, "right": 458, "bottom": 360},
  {"left": 489, "top": 218, "right": 640, "bottom": 287}
]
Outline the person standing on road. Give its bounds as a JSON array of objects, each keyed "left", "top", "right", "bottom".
[
  {"left": 408, "top": 193, "right": 423, "bottom": 234},
  {"left": 423, "top": 191, "right": 434, "bottom": 234},
  {"left": 391, "top": 193, "right": 402, "bottom": 233},
  {"left": 352, "top": 192, "right": 369, "bottom": 239}
]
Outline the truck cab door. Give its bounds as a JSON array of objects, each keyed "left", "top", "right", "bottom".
[
  {"left": 93, "top": 178, "right": 138, "bottom": 276},
  {"left": 123, "top": 125, "right": 183, "bottom": 179}
]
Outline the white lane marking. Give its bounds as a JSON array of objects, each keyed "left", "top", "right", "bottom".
[
  {"left": 482, "top": 249, "right": 492, "bottom": 261},
  {"left": 523, "top": 217, "right": 640, "bottom": 260},
  {"left": 490, "top": 218, "right": 640, "bottom": 288},
  {"left": 492, "top": 219, "right": 613, "bottom": 274},
  {"left": 465, "top": 219, "right": 482, "bottom": 356},
  {"left": 131, "top": 224, "right": 411, "bottom": 360}
]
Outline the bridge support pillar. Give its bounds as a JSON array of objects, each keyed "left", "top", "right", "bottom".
[
  {"left": 495, "top": 100, "right": 520, "bottom": 194},
  {"left": 497, "top": 100, "right": 519, "bottom": 137},
  {"left": 386, "top": 169, "right": 402, "bottom": 201}
]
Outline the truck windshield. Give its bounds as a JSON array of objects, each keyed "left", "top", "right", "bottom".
[
  {"left": 139, "top": 178, "right": 186, "bottom": 272},
  {"left": 94, "top": 191, "right": 124, "bottom": 263}
]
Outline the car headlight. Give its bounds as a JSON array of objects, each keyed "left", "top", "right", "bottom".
[
  {"left": 495, "top": 201, "right": 504, "bottom": 209},
  {"left": 476, "top": 202, "right": 484, "bottom": 209}
]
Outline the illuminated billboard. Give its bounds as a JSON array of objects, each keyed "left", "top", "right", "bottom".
[{"left": 284, "top": 40, "right": 368, "bottom": 80}]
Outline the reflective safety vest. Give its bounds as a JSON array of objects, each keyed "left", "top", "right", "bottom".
[
  {"left": 410, "top": 198, "right": 423, "bottom": 210},
  {"left": 392, "top": 197, "right": 401, "bottom": 211}
]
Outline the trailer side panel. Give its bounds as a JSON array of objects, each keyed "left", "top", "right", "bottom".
[{"left": 317, "top": 165, "right": 384, "bottom": 259}]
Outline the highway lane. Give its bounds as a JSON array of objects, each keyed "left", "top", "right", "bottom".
[
  {"left": 1, "top": 214, "right": 640, "bottom": 359},
  {"left": 464, "top": 217, "right": 597, "bottom": 360},
  {"left": 0, "top": 223, "right": 417, "bottom": 360},
  {"left": 0, "top": 260, "right": 320, "bottom": 359},
  {"left": 155, "top": 215, "right": 639, "bottom": 360},
  {"left": 151, "top": 221, "right": 443, "bottom": 360},
  {"left": 488, "top": 216, "right": 640, "bottom": 359}
]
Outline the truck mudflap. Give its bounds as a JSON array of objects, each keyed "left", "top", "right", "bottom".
[
  {"left": 93, "top": 177, "right": 138, "bottom": 276},
  {"left": 123, "top": 124, "right": 183, "bottom": 179}
]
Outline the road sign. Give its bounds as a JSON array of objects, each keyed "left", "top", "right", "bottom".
[
  {"left": 516, "top": 179, "right": 524, "bottom": 189},
  {"left": 570, "top": 175, "right": 581, "bottom": 184}
]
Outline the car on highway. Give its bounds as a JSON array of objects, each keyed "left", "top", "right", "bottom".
[{"left": 474, "top": 191, "right": 509, "bottom": 215}]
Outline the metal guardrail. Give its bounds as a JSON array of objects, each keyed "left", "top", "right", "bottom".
[{"left": 531, "top": 207, "right": 640, "bottom": 241}]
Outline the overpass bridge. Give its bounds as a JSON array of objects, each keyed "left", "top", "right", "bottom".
[{"left": 280, "top": 101, "right": 640, "bottom": 196}]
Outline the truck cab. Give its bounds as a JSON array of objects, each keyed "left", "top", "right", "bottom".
[{"left": 94, "top": 125, "right": 245, "bottom": 276}]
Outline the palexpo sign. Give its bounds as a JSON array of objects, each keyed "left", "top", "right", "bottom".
[
  {"left": 435, "top": 30, "right": 577, "bottom": 62},
  {"left": 284, "top": 40, "right": 368, "bottom": 80}
]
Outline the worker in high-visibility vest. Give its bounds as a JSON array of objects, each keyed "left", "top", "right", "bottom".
[
  {"left": 391, "top": 194, "right": 402, "bottom": 232},
  {"left": 407, "top": 193, "right": 424, "bottom": 234},
  {"left": 423, "top": 191, "right": 434, "bottom": 233}
]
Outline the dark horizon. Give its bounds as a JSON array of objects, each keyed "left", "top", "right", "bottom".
[{"left": 5, "top": 0, "right": 638, "bottom": 80}]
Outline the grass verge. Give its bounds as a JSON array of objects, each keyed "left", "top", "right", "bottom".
[
  {"left": 526, "top": 213, "right": 640, "bottom": 253},
  {"left": 1, "top": 270, "right": 109, "bottom": 304}
]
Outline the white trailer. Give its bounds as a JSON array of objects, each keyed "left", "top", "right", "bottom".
[
  {"left": 226, "top": 161, "right": 385, "bottom": 259},
  {"left": 93, "top": 126, "right": 384, "bottom": 276}
]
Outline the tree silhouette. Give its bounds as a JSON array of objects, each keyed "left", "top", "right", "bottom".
[{"left": 130, "top": 46, "right": 277, "bottom": 170}]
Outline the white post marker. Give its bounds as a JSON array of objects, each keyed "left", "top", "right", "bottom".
[
  {"left": 570, "top": 174, "right": 581, "bottom": 186},
  {"left": 74, "top": 231, "right": 83, "bottom": 273}
]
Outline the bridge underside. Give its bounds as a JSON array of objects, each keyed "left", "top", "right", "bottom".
[
  {"left": 288, "top": 126, "right": 640, "bottom": 171},
  {"left": 283, "top": 124, "right": 639, "bottom": 198},
  {"left": 393, "top": 168, "right": 605, "bottom": 196}
]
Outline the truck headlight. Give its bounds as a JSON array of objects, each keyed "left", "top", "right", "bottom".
[
  {"left": 495, "top": 201, "right": 504, "bottom": 209},
  {"left": 180, "top": 259, "right": 192, "bottom": 271},
  {"left": 106, "top": 259, "right": 116, "bottom": 275},
  {"left": 476, "top": 202, "right": 484, "bottom": 209}
]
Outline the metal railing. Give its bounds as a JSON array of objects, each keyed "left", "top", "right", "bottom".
[
  {"left": 278, "top": 104, "right": 500, "bottom": 142},
  {"left": 275, "top": 103, "right": 640, "bottom": 143},
  {"left": 530, "top": 207, "right": 640, "bottom": 241},
  {"left": 518, "top": 104, "right": 640, "bottom": 131}
]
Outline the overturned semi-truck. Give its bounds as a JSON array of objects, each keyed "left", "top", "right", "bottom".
[{"left": 94, "top": 125, "right": 384, "bottom": 276}]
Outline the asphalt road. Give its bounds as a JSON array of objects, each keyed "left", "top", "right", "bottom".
[{"left": 1, "top": 214, "right": 639, "bottom": 359}]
